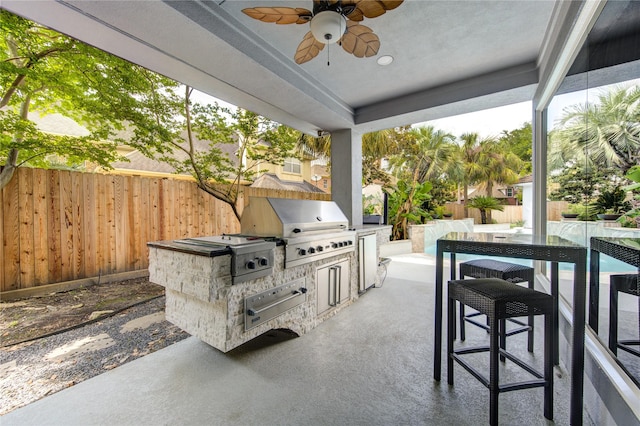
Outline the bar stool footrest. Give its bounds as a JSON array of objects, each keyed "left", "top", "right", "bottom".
[
  {"left": 618, "top": 341, "right": 640, "bottom": 357},
  {"left": 451, "top": 345, "right": 545, "bottom": 393}
]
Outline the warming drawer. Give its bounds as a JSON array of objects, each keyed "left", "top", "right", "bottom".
[{"left": 244, "top": 279, "right": 307, "bottom": 331}]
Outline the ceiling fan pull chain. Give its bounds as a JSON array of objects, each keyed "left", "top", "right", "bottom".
[{"left": 327, "top": 43, "right": 330, "bottom": 66}]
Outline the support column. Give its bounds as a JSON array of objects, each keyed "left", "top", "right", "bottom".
[
  {"left": 532, "top": 106, "right": 547, "bottom": 239},
  {"left": 330, "top": 129, "right": 362, "bottom": 227}
]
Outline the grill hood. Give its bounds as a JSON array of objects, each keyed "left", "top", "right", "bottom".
[{"left": 240, "top": 197, "right": 349, "bottom": 238}]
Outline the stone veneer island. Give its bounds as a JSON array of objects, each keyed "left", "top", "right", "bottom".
[{"left": 148, "top": 227, "right": 390, "bottom": 352}]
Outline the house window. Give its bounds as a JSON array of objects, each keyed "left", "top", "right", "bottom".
[
  {"left": 284, "top": 158, "right": 301, "bottom": 174},
  {"left": 506, "top": 187, "right": 514, "bottom": 197},
  {"left": 323, "top": 179, "right": 328, "bottom": 189}
]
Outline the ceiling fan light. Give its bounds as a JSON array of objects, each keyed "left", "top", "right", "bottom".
[
  {"left": 377, "top": 55, "right": 394, "bottom": 66},
  {"left": 310, "top": 11, "right": 346, "bottom": 44}
]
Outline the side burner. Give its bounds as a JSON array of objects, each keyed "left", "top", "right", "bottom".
[{"left": 181, "top": 236, "right": 275, "bottom": 284}]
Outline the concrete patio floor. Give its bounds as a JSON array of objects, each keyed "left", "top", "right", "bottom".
[{"left": 2, "top": 254, "right": 578, "bottom": 425}]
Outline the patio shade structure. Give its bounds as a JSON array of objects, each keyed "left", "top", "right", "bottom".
[{"left": 2, "top": 0, "right": 640, "bottom": 423}]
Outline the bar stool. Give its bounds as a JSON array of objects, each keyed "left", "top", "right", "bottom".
[
  {"left": 459, "top": 259, "right": 535, "bottom": 353},
  {"left": 448, "top": 278, "right": 554, "bottom": 426},
  {"left": 609, "top": 273, "right": 640, "bottom": 357}
]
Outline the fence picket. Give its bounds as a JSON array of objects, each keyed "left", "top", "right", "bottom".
[{"left": 3, "top": 170, "right": 21, "bottom": 290}]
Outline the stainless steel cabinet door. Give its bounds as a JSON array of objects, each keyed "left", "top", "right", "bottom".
[{"left": 316, "top": 258, "right": 349, "bottom": 315}]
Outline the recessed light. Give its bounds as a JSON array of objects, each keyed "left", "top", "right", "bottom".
[{"left": 377, "top": 55, "right": 393, "bottom": 66}]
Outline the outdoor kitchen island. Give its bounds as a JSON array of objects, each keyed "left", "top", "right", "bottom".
[{"left": 148, "top": 198, "right": 391, "bottom": 353}]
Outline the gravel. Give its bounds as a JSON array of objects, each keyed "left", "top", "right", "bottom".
[{"left": 0, "top": 297, "right": 190, "bottom": 415}]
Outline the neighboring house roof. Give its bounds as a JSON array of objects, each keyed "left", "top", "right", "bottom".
[
  {"left": 250, "top": 173, "right": 325, "bottom": 193},
  {"left": 28, "top": 112, "right": 90, "bottom": 137},
  {"left": 111, "top": 131, "right": 239, "bottom": 176},
  {"left": 465, "top": 185, "right": 517, "bottom": 199},
  {"left": 517, "top": 174, "right": 533, "bottom": 184},
  {"left": 311, "top": 164, "right": 329, "bottom": 178}
]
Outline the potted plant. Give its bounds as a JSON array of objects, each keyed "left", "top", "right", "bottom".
[
  {"left": 596, "top": 210, "right": 623, "bottom": 221},
  {"left": 594, "top": 186, "right": 631, "bottom": 220},
  {"left": 561, "top": 204, "right": 580, "bottom": 219}
]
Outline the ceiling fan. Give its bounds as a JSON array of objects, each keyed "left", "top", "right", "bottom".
[{"left": 242, "top": 1, "right": 404, "bottom": 64}]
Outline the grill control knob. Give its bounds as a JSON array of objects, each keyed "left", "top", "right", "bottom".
[
  {"left": 246, "top": 260, "right": 256, "bottom": 269},
  {"left": 331, "top": 242, "right": 338, "bottom": 249},
  {"left": 299, "top": 248, "right": 307, "bottom": 256},
  {"left": 347, "top": 240, "right": 353, "bottom": 245},
  {"left": 308, "top": 247, "right": 316, "bottom": 254},
  {"left": 317, "top": 246, "right": 323, "bottom": 252},
  {"left": 258, "top": 257, "right": 268, "bottom": 266},
  {"left": 299, "top": 287, "right": 308, "bottom": 294},
  {"left": 338, "top": 242, "right": 344, "bottom": 247}
]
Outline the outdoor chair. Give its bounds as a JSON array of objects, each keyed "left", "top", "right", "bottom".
[
  {"left": 447, "top": 278, "right": 554, "bottom": 426},
  {"left": 458, "top": 259, "right": 536, "bottom": 355}
]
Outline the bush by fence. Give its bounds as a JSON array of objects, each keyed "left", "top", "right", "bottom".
[{"left": 1, "top": 168, "right": 330, "bottom": 293}]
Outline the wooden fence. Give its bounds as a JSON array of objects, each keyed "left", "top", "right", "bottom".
[
  {"left": 444, "top": 201, "right": 570, "bottom": 223},
  {"left": 1, "top": 168, "right": 330, "bottom": 293}
]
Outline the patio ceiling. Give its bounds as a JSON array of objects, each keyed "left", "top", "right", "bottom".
[{"left": 3, "top": 0, "right": 568, "bottom": 136}]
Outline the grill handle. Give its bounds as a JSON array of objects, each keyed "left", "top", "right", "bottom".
[
  {"left": 292, "top": 224, "right": 347, "bottom": 234},
  {"left": 246, "top": 288, "right": 306, "bottom": 316}
]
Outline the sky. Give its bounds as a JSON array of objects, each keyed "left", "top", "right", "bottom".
[{"left": 415, "top": 101, "right": 532, "bottom": 139}]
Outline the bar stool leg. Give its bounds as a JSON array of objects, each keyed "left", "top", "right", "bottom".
[
  {"left": 551, "top": 262, "right": 559, "bottom": 365},
  {"left": 544, "top": 308, "right": 554, "bottom": 420},
  {"left": 459, "top": 303, "right": 466, "bottom": 341},
  {"left": 527, "top": 272, "right": 535, "bottom": 352},
  {"left": 499, "top": 318, "right": 507, "bottom": 362},
  {"left": 489, "top": 313, "right": 499, "bottom": 426},
  {"left": 447, "top": 296, "right": 456, "bottom": 385},
  {"left": 609, "top": 281, "right": 619, "bottom": 355}
]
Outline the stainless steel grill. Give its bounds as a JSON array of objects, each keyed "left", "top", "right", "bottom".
[{"left": 241, "top": 197, "right": 356, "bottom": 268}]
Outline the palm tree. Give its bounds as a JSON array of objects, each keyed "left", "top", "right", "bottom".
[
  {"left": 387, "top": 126, "right": 457, "bottom": 183},
  {"left": 550, "top": 85, "right": 640, "bottom": 174},
  {"left": 295, "top": 127, "right": 406, "bottom": 185},
  {"left": 453, "top": 133, "right": 522, "bottom": 221},
  {"left": 467, "top": 196, "right": 504, "bottom": 224},
  {"left": 456, "top": 133, "right": 481, "bottom": 217}
]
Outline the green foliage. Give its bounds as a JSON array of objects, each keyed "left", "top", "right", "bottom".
[
  {"left": 548, "top": 163, "right": 622, "bottom": 204},
  {"left": 548, "top": 85, "right": 640, "bottom": 174},
  {"left": 593, "top": 187, "right": 631, "bottom": 214},
  {"left": 363, "top": 193, "right": 382, "bottom": 215},
  {"left": 625, "top": 165, "right": 640, "bottom": 191},
  {"left": 422, "top": 178, "right": 456, "bottom": 217},
  {"left": 498, "top": 122, "right": 532, "bottom": 174},
  {"left": 620, "top": 165, "right": 640, "bottom": 227},
  {"left": 467, "top": 196, "right": 504, "bottom": 224},
  {"left": 0, "top": 10, "right": 180, "bottom": 188},
  {"left": 131, "top": 89, "right": 299, "bottom": 220},
  {"left": 384, "top": 180, "right": 432, "bottom": 240},
  {"left": 0, "top": 11, "right": 297, "bottom": 218}
]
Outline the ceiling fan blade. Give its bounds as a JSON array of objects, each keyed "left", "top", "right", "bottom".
[
  {"left": 340, "top": 21, "right": 380, "bottom": 58},
  {"left": 295, "top": 32, "right": 325, "bottom": 64},
  {"left": 242, "top": 7, "right": 312, "bottom": 24},
  {"left": 353, "top": 0, "right": 404, "bottom": 19}
]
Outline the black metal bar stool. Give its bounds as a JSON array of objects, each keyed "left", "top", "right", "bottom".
[
  {"left": 459, "top": 259, "right": 536, "bottom": 353},
  {"left": 448, "top": 278, "right": 554, "bottom": 426},
  {"left": 609, "top": 273, "right": 640, "bottom": 357}
]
